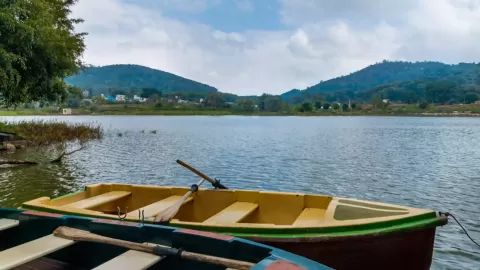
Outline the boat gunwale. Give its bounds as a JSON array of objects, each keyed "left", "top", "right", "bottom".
[{"left": 19, "top": 184, "right": 448, "bottom": 239}]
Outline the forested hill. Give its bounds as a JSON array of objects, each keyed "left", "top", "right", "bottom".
[
  {"left": 281, "top": 61, "right": 480, "bottom": 104},
  {"left": 65, "top": 64, "right": 218, "bottom": 95}
]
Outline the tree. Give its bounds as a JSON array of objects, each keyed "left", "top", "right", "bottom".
[
  {"left": 323, "top": 103, "right": 331, "bottom": 110},
  {"left": 351, "top": 103, "right": 357, "bottom": 110},
  {"left": 0, "top": 0, "right": 87, "bottom": 107},
  {"left": 342, "top": 103, "right": 349, "bottom": 111},
  {"left": 112, "top": 90, "right": 127, "bottom": 96},
  {"left": 140, "top": 88, "right": 161, "bottom": 99},
  {"left": 418, "top": 101, "right": 429, "bottom": 110},
  {"left": 238, "top": 99, "right": 254, "bottom": 112},
  {"left": 370, "top": 93, "right": 384, "bottom": 108},
  {"left": 332, "top": 103, "right": 340, "bottom": 110},
  {"left": 206, "top": 92, "right": 225, "bottom": 108},
  {"left": 301, "top": 102, "right": 313, "bottom": 112},
  {"left": 295, "top": 104, "right": 304, "bottom": 112},
  {"left": 92, "top": 96, "right": 104, "bottom": 104},
  {"left": 464, "top": 92, "right": 479, "bottom": 104},
  {"left": 425, "top": 80, "right": 455, "bottom": 104},
  {"left": 314, "top": 101, "right": 322, "bottom": 110},
  {"left": 258, "top": 94, "right": 286, "bottom": 112}
]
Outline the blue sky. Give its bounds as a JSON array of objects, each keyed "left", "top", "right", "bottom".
[
  {"left": 72, "top": 0, "right": 480, "bottom": 95},
  {"left": 161, "top": 0, "right": 284, "bottom": 32}
]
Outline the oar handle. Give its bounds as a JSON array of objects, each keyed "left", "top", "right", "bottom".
[
  {"left": 176, "top": 159, "right": 228, "bottom": 189},
  {"left": 54, "top": 226, "right": 254, "bottom": 270}
]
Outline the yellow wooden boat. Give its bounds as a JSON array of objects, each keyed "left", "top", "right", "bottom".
[{"left": 20, "top": 182, "right": 448, "bottom": 270}]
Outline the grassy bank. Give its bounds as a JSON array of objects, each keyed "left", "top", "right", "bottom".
[{"left": 0, "top": 120, "right": 103, "bottom": 146}]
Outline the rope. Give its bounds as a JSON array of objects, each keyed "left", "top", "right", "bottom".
[{"left": 440, "top": 211, "right": 480, "bottom": 248}]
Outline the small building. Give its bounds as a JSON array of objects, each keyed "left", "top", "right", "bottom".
[
  {"left": 382, "top": 99, "right": 390, "bottom": 103},
  {"left": 82, "top": 90, "right": 89, "bottom": 98},
  {"left": 133, "top": 95, "right": 147, "bottom": 102},
  {"left": 116, "top": 95, "right": 126, "bottom": 102},
  {"left": 62, "top": 108, "right": 72, "bottom": 115}
]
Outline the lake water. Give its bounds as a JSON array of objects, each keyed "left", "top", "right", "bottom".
[{"left": 0, "top": 115, "right": 479, "bottom": 269}]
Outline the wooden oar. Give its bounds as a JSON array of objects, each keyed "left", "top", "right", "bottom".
[
  {"left": 154, "top": 178, "right": 206, "bottom": 223},
  {"left": 176, "top": 159, "right": 228, "bottom": 189},
  {"left": 53, "top": 226, "right": 254, "bottom": 270}
]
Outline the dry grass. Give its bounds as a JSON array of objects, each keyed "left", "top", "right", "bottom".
[{"left": 0, "top": 120, "right": 104, "bottom": 146}]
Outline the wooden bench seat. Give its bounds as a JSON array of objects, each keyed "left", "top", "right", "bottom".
[
  {"left": 0, "top": 218, "right": 19, "bottom": 232},
  {"left": 127, "top": 195, "right": 193, "bottom": 218},
  {"left": 93, "top": 245, "right": 162, "bottom": 270},
  {"left": 203, "top": 202, "right": 258, "bottom": 224},
  {"left": 0, "top": 234, "right": 74, "bottom": 270},
  {"left": 293, "top": 208, "right": 325, "bottom": 226},
  {"left": 64, "top": 191, "right": 131, "bottom": 209}
]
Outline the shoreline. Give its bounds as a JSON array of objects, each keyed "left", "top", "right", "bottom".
[{"left": 1, "top": 110, "right": 480, "bottom": 117}]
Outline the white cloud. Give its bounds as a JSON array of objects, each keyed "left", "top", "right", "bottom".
[{"left": 72, "top": 0, "right": 480, "bottom": 95}]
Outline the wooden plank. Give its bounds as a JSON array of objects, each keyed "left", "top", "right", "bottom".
[
  {"left": 293, "top": 208, "right": 325, "bottom": 226},
  {"left": 64, "top": 191, "right": 131, "bottom": 209},
  {"left": 203, "top": 202, "right": 258, "bottom": 224},
  {"left": 0, "top": 234, "right": 74, "bottom": 270},
  {"left": 93, "top": 248, "right": 162, "bottom": 270},
  {"left": 0, "top": 218, "right": 19, "bottom": 232},
  {"left": 127, "top": 196, "right": 193, "bottom": 218}
]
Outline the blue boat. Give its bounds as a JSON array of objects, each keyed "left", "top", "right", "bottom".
[{"left": 0, "top": 208, "right": 332, "bottom": 270}]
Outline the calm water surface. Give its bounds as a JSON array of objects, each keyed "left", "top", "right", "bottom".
[{"left": 0, "top": 116, "right": 479, "bottom": 269}]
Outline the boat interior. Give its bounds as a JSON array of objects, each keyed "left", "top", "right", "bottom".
[
  {"left": 0, "top": 208, "right": 278, "bottom": 270},
  {"left": 22, "top": 183, "right": 427, "bottom": 228}
]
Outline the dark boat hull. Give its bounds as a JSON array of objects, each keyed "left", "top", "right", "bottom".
[
  {"left": 0, "top": 208, "right": 332, "bottom": 270},
  {"left": 248, "top": 226, "right": 442, "bottom": 270}
]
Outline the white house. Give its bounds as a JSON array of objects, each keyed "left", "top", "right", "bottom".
[
  {"left": 116, "top": 95, "right": 126, "bottom": 102},
  {"left": 82, "top": 90, "right": 89, "bottom": 98},
  {"left": 62, "top": 108, "right": 72, "bottom": 115},
  {"left": 133, "top": 95, "right": 147, "bottom": 102}
]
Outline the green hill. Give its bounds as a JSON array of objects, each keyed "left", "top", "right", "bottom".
[
  {"left": 65, "top": 64, "right": 218, "bottom": 95},
  {"left": 281, "top": 61, "right": 480, "bottom": 104}
]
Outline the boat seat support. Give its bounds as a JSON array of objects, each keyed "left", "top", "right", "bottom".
[
  {"left": 293, "top": 208, "right": 326, "bottom": 226},
  {"left": 0, "top": 234, "right": 74, "bottom": 270},
  {"left": 127, "top": 195, "right": 194, "bottom": 218},
  {"left": 203, "top": 202, "right": 258, "bottom": 224},
  {"left": 64, "top": 191, "right": 132, "bottom": 209},
  {"left": 0, "top": 218, "right": 19, "bottom": 232},
  {"left": 93, "top": 244, "right": 163, "bottom": 270}
]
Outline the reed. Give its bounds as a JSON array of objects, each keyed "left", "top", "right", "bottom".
[{"left": 0, "top": 120, "right": 104, "bottom": 146}]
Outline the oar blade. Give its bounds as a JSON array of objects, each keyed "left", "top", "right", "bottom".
[{"left": 153, "top": 200, "right": 184, "bottom": 223}]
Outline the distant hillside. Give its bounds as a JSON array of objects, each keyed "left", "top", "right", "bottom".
[
  {"left": 281, "top": 61, "right": 480, "bottom": 104},
  {"left": 65, "top": 64, "right": 218, "bottom": 95}
]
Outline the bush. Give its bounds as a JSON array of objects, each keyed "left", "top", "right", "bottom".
[
  {"left": 418, "top": 101, "right": 429, "bottom": 110},
  {"left": 1, "top": 120, "right": 104, "bottom": 146}
]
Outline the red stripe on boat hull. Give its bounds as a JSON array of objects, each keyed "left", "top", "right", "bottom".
[
  {"left": 22, "top": 211, "right": 63, "bottom": 218},
  {"left": 265, "top": 260, "right": 306, "bottom": 270},
  {"left": 176, "top": 228, "right": 234, "bottom": 241},
  {"left": 92, "top": 219, "right": 140, "bottom": 227}
]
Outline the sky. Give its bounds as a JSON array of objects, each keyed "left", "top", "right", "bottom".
[{"left": 71, "top": 0, "right": 480, "bottom": 95}]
